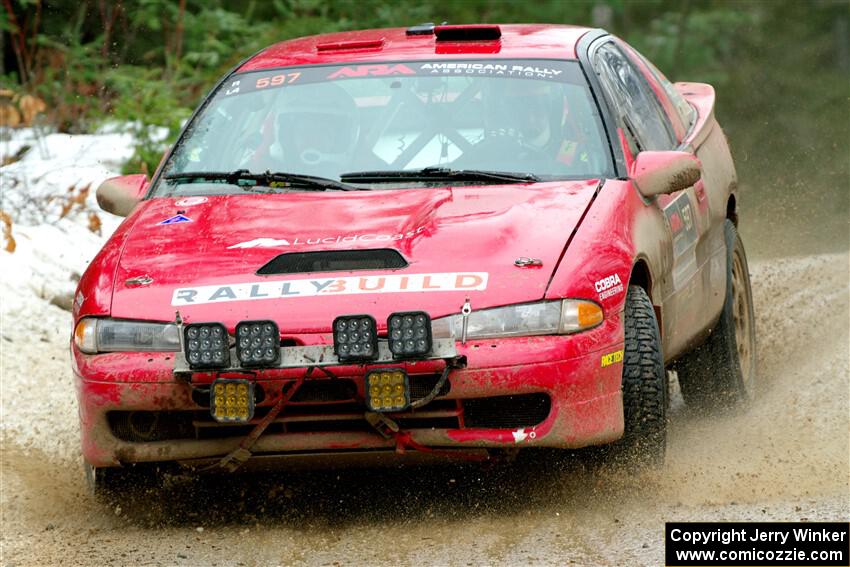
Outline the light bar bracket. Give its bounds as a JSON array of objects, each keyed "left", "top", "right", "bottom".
[{"left": 173, "top": 338, "right": 458, "bottom": 376}]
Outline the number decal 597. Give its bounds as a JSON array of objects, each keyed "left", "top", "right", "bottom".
[{"left": 256, "top": 72, "right": 301, "bottom": 89}]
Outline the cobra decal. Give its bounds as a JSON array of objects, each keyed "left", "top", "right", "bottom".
[{"left": 595, "top": 273, "right": 624, "bottom": 300}]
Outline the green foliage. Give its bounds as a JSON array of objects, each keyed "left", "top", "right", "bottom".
[
  {"left": 107, "top": 66, "right": 192, "bottom": 174},
  {"left": 627, "top": 8, "right": 758, "bottom": 85},
  {"left": 5, "top": 0, "right": 847, "bottom": 188}
]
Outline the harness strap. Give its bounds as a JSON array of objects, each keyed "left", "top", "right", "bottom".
[{"left": 206, "top": 372, "right": 307, "bottom": 473}]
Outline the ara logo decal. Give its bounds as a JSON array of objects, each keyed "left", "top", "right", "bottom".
[
  {"left": 157, "top": 214, "right": 192, "bottom": 225},
  {"left": 600, "top": 349, "right": 624, "bottom": 367},
  {"left": 327, "top": 64, "right": 416, "bottom": 79},
  {"left": 595, "top": 273, "right": 623, "bottom": 300},
  {"left": 172, "top": 272, "right": 489, "bottom": 306}
]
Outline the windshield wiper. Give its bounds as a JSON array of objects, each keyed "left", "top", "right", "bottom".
[
  {"left": 340, "top": 167, "right": 540, "bottom": 184},
  {"left": 164, "top": 169, "right": 367, "bottom": 192}
]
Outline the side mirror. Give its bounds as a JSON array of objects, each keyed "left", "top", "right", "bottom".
[
  {"left": 630, "top": 151, "right": 702, "bottom": 198},
  {"left": 96, "top": 174, "right": 149, "bottom": 217}
]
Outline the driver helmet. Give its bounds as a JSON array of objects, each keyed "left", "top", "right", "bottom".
[
  {"left": 273, "top": 83, "right": 360, "bottom": 176},
  {"left": 490, "top": 80, "right": 566, "bottom": 152}
]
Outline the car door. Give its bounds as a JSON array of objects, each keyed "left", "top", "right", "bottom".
[{"left": 590, "top": 39, "right": 712, "bottom": 357}]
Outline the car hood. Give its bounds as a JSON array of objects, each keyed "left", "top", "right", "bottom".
[{"left": 112, "top": 181, "right": 600, "bottom": 332}]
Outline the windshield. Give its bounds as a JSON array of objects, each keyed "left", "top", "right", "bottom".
[{"left": 154, "top": 59, "right": 613, "bottom": 195}]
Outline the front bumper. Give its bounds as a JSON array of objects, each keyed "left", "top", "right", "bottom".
[{"left": 74, "top": 314, "right": 625, "bottom": 467}]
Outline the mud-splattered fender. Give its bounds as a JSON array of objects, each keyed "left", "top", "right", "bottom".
[
  {"left": 544, "top": 179, "right": 669, "bottom": 321},
  {"left": 72, "top": 206, "right": 145, "bottom": 321}
]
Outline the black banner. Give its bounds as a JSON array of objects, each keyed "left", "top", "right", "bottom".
[
  {"left": 666, "top": 522, "right": 849, "bottom": 566},
  {"left": 218, "top": 59, "right": 587, "bottom": 99}
]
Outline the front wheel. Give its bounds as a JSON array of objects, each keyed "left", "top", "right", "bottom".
[
  {"left": 615, "top": 285, "right": 667, "bottom": 467},
  {"left": 676, "top": 219, "right": 757, "bottom": 412}
]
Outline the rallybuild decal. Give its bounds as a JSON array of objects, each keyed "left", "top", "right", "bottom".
[
  {"left": 228, "top": 226, "right": 426, "bottom": 249},
  {"left": 172, "top": 272, "right": 488, "bottom": 306}
]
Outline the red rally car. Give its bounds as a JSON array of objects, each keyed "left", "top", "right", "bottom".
[{"left": 74, "top": 23, "right": 756, "bottom": 492}]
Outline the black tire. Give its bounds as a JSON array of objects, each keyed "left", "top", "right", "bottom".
[
  {"left": 676, "top": 220, "right": 757, "bottom": 412},
  {"left": 615, "top": 285, "right": 667, "bottom": 467}
]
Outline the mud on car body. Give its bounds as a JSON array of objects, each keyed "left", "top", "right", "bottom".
[{"left": 73, "top": 24, "right": 756, "bottom": 492}]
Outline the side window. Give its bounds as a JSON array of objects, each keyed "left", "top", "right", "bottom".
[
  {"left": 591, "top": 42, "right": 676, "bottom": 153},
  {"left": 622, "top": 43, "right": 696, "bottom": 137}
]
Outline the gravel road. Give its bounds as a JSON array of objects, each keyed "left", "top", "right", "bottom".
[{"left": 1, "top": 249, "right": 848, "bottom": 566}]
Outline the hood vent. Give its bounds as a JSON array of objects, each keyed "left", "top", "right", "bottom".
[{"left": 257, "top": 249, "right": 408, "bottom": 275}]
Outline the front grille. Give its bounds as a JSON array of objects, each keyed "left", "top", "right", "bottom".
[
  {"left": 108, "top": 386, "right": 550, "bottom": 443},
  {"left": 257, "top": 249, "right": 408, "bottom": 275},
  {"left": 409, "top": 373, "right": 451, "bottom": 400},
  {"left": 290, "top": 379, "right": 357, "bottom": 403},
  {"left": 462, "top": 394, "right": 551, "bottom": 429}
]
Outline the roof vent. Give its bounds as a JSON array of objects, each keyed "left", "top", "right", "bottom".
[
  {"left": 434, "top": 24, "right": 501, "bottom": 41},
  {"left": 316, "top": 38, "right": 384, "bottom": 52},
  {"left": 257, "top": 249, "right": 408, "bottom": 276},
  {"left": 406, "top": 23, "right": 435, "bottom": 36}
]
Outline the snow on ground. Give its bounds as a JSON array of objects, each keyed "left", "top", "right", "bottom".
[
  {"left": 0, "top": 127, "right": 134, "bottom": 312},
  {"left": 0, "top": 127, "right": 136, "bottom": 452}
]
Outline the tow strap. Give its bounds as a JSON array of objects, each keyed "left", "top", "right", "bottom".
[
  {"left": 204, "top": 371, "right": 308, "bottom": 473},
  {"left": 206, "top": 362, "right": 486, "bottom": 471},
  {"left": 365, "top": 411, "right": 488, "bottom": 463}
]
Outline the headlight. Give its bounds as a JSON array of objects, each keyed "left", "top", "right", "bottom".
[
  {"left": 74, "top": 318, "right": 180, "bottom": 354},
  {"left": 433, "top": 300, "right": 603, "bottom": 340}
]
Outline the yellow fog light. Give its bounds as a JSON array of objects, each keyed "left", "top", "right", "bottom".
[
  {"left": 365, "top": 369, "right": 409, "bottom": 412},
  {"left": 210, "top": 379, "right": 255, "bottom": 423}
]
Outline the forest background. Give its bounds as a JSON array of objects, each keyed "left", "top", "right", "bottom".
[{"left": 2, "top": 0, "right": 848, "bottom": 256}]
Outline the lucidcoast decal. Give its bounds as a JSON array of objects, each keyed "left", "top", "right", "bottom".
[
  {"left": 228, "top": 226, "right": 426, "bottom": 249},
  {"left": 172, "top": 272, "right": 488, "bottom": 306}
]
